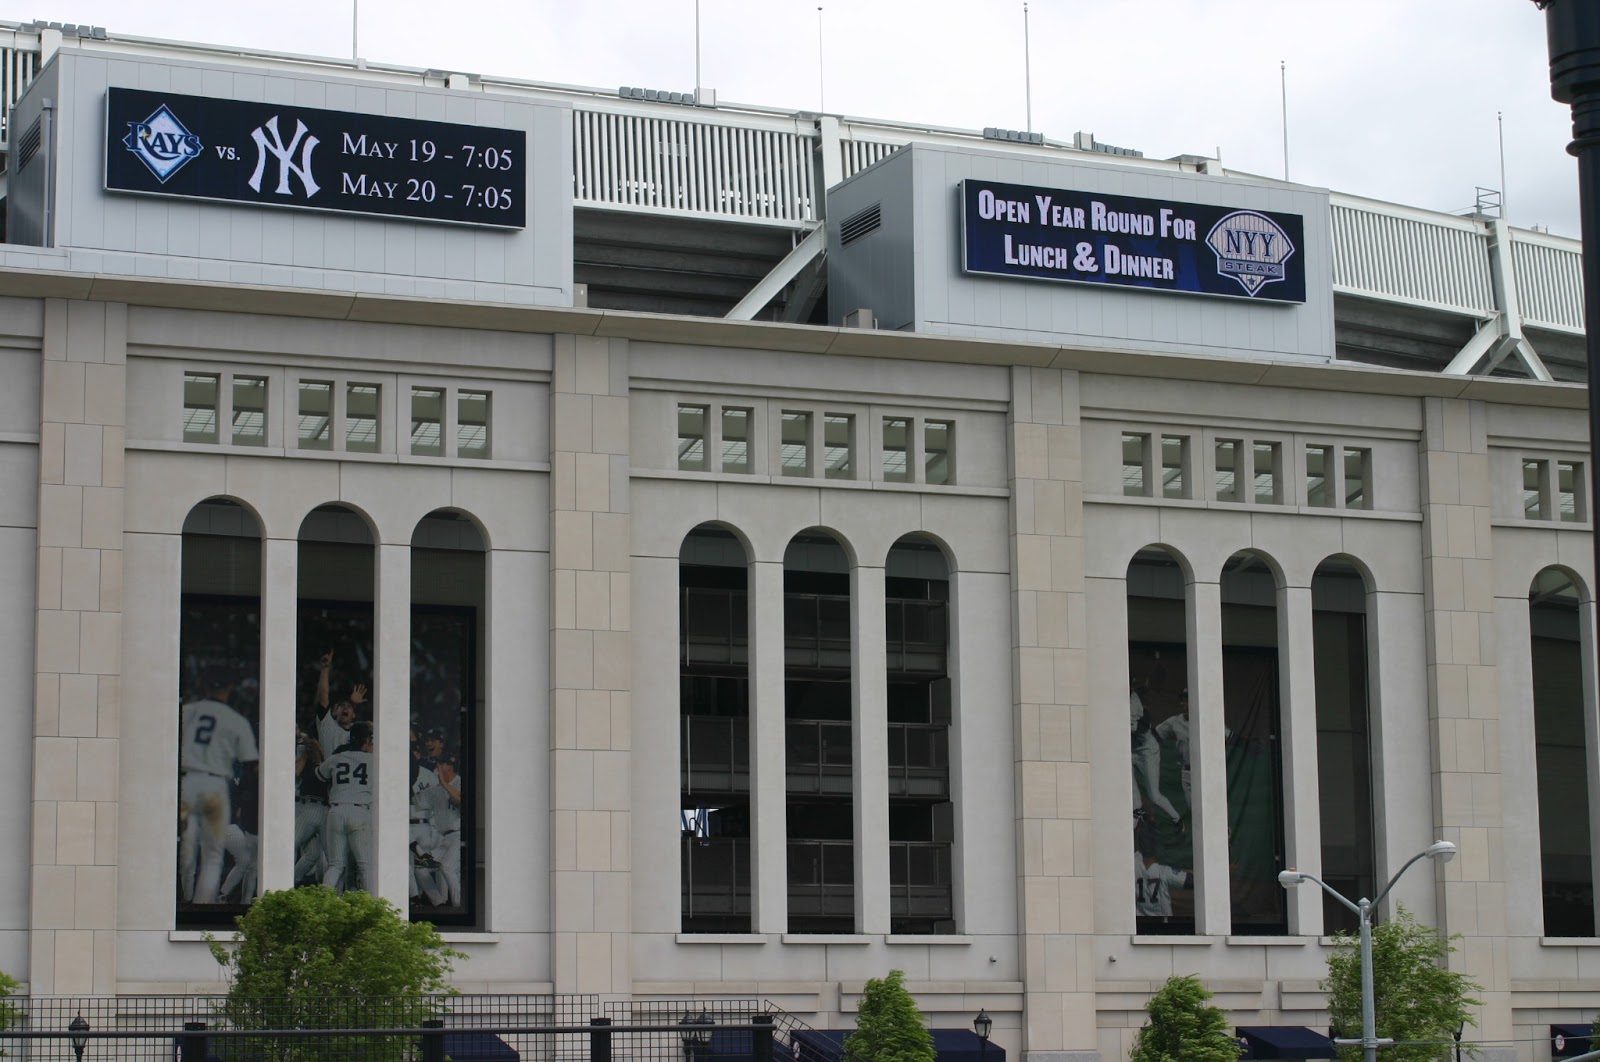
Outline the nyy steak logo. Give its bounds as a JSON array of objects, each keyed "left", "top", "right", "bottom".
[
  {"left": 1205, "top": 211, "right": 1295, "bottom": 297},
  {"left": 122, "top": 104, "right": 203, "bottom": 183}
]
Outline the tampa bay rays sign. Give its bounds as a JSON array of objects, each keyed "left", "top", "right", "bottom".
[{"left": 960, "top": 179, "right": 1305, "bottom": 304}]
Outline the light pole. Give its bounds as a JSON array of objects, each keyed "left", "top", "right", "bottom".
[
  {"left": 973, "top": 1008, "right": 993, "bottom": 1062},
  {"left": 1277, "top": 840, "right": 1458, "bottom": 1062}
]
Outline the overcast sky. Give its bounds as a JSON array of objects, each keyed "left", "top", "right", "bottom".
[{"left": 14, "top": 0, "right": 1585, "bottom": 237}]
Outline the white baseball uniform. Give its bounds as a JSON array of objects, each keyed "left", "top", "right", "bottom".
[
  {"left": 1134, "top": 853, "right": 1190, "bottom": 917},
  {"left": 317, "top": 746, "right": 373, "bottom": 893},
  {"left": 294, "top": 733, "right": 329, "bottom": 883},
  {"left": 1153, "top": 712, "right": 1193, "bottom": 804},
  {"left": 1131, "top": 691, "right": 1181, "bottom": 824},
  {"left": 220, "top": 823, "right": 259, "bottom": 902},
  {"left": 179, "top": 697, "right": 259, "bottom": 904}
]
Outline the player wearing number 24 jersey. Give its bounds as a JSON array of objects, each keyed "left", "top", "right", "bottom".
[{"left": 317, "top": 720, "right": 374, "bottom": 893}]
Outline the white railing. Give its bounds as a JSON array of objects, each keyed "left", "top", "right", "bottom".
[
  {"left": 1330, "top": 197, "right": 1495, "bottom": 315},
  {"left": 573, "top": 106, "right": 817, "bottom": 225},
  {"left": 0, "top": 43, "right": 38, "bottom": 147},
  {"left": 841, "top": 138, "right": 901, "bottom": 181},
  {"left": 1511, "top": 230, "right": 1585, "bottom": 333}
]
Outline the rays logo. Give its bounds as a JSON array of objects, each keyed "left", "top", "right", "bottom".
[
  {"left": 1205, "top": 211, "right": 1295, "bottom": 297},
  {"left": 122, "top": 104, "right": 203, "bottom": 183}
]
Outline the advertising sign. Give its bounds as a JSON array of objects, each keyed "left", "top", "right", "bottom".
[
  {"left": 106, "top": 87, "right": 526, "bottom": 228},
  {"left": 961, "top": 179, "right": 1305, "bottom": 303}
]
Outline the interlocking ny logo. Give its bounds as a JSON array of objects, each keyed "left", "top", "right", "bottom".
[
  {"left": 248, "top": 115, "right": 321, "bottom": 198},
  {"left": 123, "top": 104, "right": 203, "bottom": 183}
]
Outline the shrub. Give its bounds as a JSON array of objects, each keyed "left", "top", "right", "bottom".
[
  {"left": 844, "top": 968, "right": 936, "bottom": 1062},
  {"left": 1129, "top": 974, "right": 1241, "bottom": 1062}
]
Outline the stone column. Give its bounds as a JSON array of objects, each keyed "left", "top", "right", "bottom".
[
  {"left": 1007, "top": 367, "right": 1095, "bottom": 1062},
  {"left": 1278, "top": 583, "right": 1323, "bottom": 936},
  {"left": 1418, "top": 397, "right": 1511, "bottom": 1059},
  {"left": 852, "top": 561, "right": 889, "bottom": 934},
  {"left": 375, "top": 541, "right": 411, "bottom": 909},
  {"left": 1186, "top": 576, "right": 1230, "bottom": 935},
  {"left": 29, "top": 299, "right": 126, "bottom": 994},
  {"left": 750, "top": 559, "right": 788, "bottom": 934},
  {"left": 549, "top": 334, "right": 632, "bottom": 995},
  {"left": 257, "top": 536, "right": 298, "bottom": 894}
]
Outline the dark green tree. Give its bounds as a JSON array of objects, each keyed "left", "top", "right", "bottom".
[
  {"left": 1129, "top": 974, "right": 1241, "bottom": 1062},
  {"left": 207, "top": 887, "right": 461, "bottom": 1061},
  {"left": 844, "top": 969, "right": 936, "bottom": 1062},
  {"left": 1324, "top": 905, "right": 1480, "bottom": 1062}
]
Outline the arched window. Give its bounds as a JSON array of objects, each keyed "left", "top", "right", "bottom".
[
  {"left": 1221, "top": 550, "right": 1286, "bottom": 934},
  {"left": 1126, "top": 545, "right": 1195, "bottom": 935},
  {"left": 294, "top": 504, "right": 376, "bottom": 897},
  {"left": 177, "top": 498, "right": 263, "bottom": 923},
  {"left": 1530, "top": 567, "right": 1595, "bottom": 936},
  {"left": 784, "top": 531, "right": 854, "bottom": 933},
  {"left": 886, "top": 535, "right": 953, "bottom": 934},
  {"left": 409, "top": 510, "right": 486, "bottom": 926},
  {"left": 679, "top": 525, "right": 752, "bottom": 932},
  {"left": 1312, "top": 556, "right": 1376, "bottom": 934}
]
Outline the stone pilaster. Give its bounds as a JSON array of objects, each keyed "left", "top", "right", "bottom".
[
  {"left": 29, "top": 299, "right": 126, "bottom": 994},
  {"left": 1008, "top": 367, "right": 1095, "bottom": 1062},
  {"left": 549, "top": 334, "right": 632, "bottom": 995},
  {"left": 1419, "top": 396, "right": 1511, "bottom": 1057}
]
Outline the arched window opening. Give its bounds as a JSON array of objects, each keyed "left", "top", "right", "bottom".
[
  {"left": 294, "top": 504, "right": 376, "bottom": 897},
  {"left": 409, "top": 510, "right": 486, "bottom": 927},
  {"left": 679, "top": 525, "right": 752, "bottom": 933},
  {"left": 785, "top": 531, "right": 854, "bottom": 933},
  {"left": 177, "top": 498, "right": 263, "bottom": 925},
  {"left": 1126, "top": 546, "right": 1195, "bottom": 935},
  {"left": 886, "top": 536, "right": 953, "bottom": 934},
  {"left": 1531, "top": 567, "right": 1595, "bottom": 936},
  {"left": 1221, "top": 551, "right": 1287, "bottom": 934},
  {"left": 1312, "top": 557, "right": 1376, "bottom": 934}
]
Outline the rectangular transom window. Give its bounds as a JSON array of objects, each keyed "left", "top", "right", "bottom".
[
  {"left": 1252, "top": 442, "right": 1281, "bottom": 504},
  {"left": 1343, "top": 448, "right": 1371, "bottom": 509},
  {"left": 1525, "top": 460, "right": 1548, "bottom": 520},
  {"left": 824, "top": 414, "right": 854, "bottom": 479},
  {"left": 457, "top": 390, "right": 490, "bottom": 459},
  {"left": 884, "top": 417, "right": 911, "bottom": 483},
  {"left": 1306, "top": 445, "right": 1333, "bottom": 507},
  {"left": 231, "top": 376, "right": 267, "bottom": 446},
  {"left": 781, "top": 411, "right": 811, "bottom": 477},
  {"left": 298, "top": 381, "right": 333, "bottom": 451},
  {"left": 721, "top": 408, "right": 751, "bottom": 474},
  {"left": 678, "top": 404, "right": 709, "bottom": 471},
  {"left": 1215, "top": 439, "right": 1242, "bottom": 502},
  {"left": 1161, "top": 435, "right": 1187, "bottom": 499},
  {"left": 345, "top": 383, "right": 381, "bottom": 453},
  {"left": 183, "top": 372, "right": 220, "bottom": 444},
  {"left": 925, "top": 420, "right": 952, "bottom": 485},
  {"left": 411, "top": 388, "right": 444, "bottom": 457},
  {"left": 1559, "top": 461, "right": 1583, "bottom": 522},
  {"left": 1123, "top": 433, "right": 1150, "bottom": 497}
]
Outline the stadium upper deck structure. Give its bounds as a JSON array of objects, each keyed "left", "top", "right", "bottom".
[{"left": 3, "top": 17, "right": 1600, "bottom": 1062}]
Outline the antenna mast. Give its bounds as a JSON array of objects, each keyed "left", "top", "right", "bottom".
[{"left": 1024, "top": 3, "right": 1033, "bottom": 132}]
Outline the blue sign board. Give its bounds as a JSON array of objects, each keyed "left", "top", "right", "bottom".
[
  {"left": 106, "top": 87, "right": 525, "bottom": 228},
  {"left": 960, "top": 179, "right": 1305, "bottom": 303}
]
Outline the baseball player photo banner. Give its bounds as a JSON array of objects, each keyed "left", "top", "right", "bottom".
[
  {"left": 1128, "top": 643, "right": 1196, "bottom": 935},
  {"left": 176, "top": 499, "right": 263, "bottom": 926}
]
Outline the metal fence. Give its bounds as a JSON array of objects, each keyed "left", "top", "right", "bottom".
[{"left": 600, "top": 999, "right": 816, "bottom": 1061}]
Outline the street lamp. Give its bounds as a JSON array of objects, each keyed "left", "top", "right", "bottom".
[
  {"left": 973, "top": 1008, "right": 993, "bottom": 1062},
  {"left": 1277, "top": 840, "right": 1457, "bottom": 1062},
  {"left": 679, "top": 1009, "right": 713, "bottom": 1062},
  {"left": 68, "top": 1014, "right": 90, "bottom": 1062}
]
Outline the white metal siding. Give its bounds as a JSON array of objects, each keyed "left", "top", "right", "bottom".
[
  {"left": 1330, "top": 200, "right": 1493, "bottom": 314},
  {"left": 1511, "top": 234, "right": 1585, "bottom": 332}
]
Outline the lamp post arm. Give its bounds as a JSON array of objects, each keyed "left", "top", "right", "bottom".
[
  {"left": 1370, "top": 848, "right": 1437, "bottom": 910},
  {"left": 1291, "top": 870, "right": 1363, "bottom": 917}
]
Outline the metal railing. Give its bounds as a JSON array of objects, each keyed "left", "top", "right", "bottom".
[
  {"left": 1513, "top": 228, "right": 1586, "bottom": 332},
  {"left": 603, "top": 998, "right": 815, "bottom": 1061},
  {"left": 1329, "top": 197, "right": 1495, "bottom": 314}
]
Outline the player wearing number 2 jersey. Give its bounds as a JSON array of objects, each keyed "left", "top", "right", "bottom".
[
  {"left": 317, "top": 720, "right": 374, "bottom": 893},
  {"left": 179, "top": 668, "right": 259, "bottom": 905}
]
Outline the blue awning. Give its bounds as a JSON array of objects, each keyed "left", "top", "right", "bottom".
[
  {"left": 1237, "top": 1026, "right": 1336, "bottom": 1059},
  {"left": 1552, "top": 1024, "right": 1593, "bottom": 1058},
  {"left": 443, "top": 1031, "right": 520, "bottom": 1061},
  {"left": 792, "top": 1028, "right": 1005, "bottom": 1062}
]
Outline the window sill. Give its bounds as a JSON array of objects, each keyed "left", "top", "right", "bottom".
[
  {"left": 887, "top": 935, "right": 973, "bottom": 945},
  {"left": 780, "top": 933, "right": 874, "bottom": 945},
  {"left": 170, "top": 930, "right": 234, "bottom": 943},
  {"left": 676, "top": 933, "right": 772, "bottom": 945},
  {"left": 1086, "top": 493, "right": 1421, "bottom": 521},
  {"left": 439, "top": 932, "right": 500, "bottom": 944},
  {"left": 1227, "top": 935, "right": 1311, "bottom": 946},
  {"left": 1130, "top": 934, "right": 1218, "bottom": 946},
  {"left": 1541, "top": 936, "right": 1600, "bottom": 947}
]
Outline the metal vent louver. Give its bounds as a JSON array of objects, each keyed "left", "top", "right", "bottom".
[
  {"left": 15, "top": 117, "right": 40, "bottom": 170},
  {"left": 840, "top": 203, "right": 881, "bottom": 246}
]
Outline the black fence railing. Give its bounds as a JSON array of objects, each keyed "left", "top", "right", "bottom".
[{"left": 601, "top": 999, "right": 817, "bottom": 1061}]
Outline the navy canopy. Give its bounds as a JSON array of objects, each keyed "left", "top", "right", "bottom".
[
  {"left": 1553, "top": 1024, "right": 1593, "bottom": 1058},
  {"left": 1236, "top": 1026, "right": 1336, "bottom": 1059},
  {"left": 791, "top": 1028, "right": 1005, "bottom": 1062},
  {"left": 442, "top": 1031, "right": 520, "bottom": 1061}
]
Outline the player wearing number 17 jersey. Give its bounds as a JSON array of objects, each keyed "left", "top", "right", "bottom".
[
  {"left": 317, "top": 720, "right": 374, "bottom": 893},
  {"left": 179, "top": 668, "right": 259, "bottom": 905}
]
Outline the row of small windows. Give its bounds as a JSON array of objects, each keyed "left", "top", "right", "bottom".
[
  {"left": 1524, "top": 458, "right": 1585, "bottom": 522},
  {"left": 678, "top": 403, "right": 953, "bottom": 485},
  {"left": 1122, "top": 432, "right": 1371, "bottom": 509},
  {"left": 183, "top": 373, "right": 491, "bottom": 459}
]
